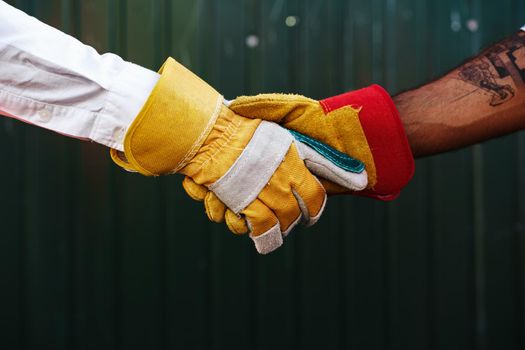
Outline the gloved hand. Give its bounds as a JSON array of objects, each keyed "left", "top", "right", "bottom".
[
  {"left": 182, "top": 86, "right": 415, "bottom": 232},
  {"left": 110, "top": 58, "right": 368, "bottom": 254}
]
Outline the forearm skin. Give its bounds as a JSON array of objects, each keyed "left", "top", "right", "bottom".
[{"left": 394, "top": 31, "right": 525, "bottom": 158}]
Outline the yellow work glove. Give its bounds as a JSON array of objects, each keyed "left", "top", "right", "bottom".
[
  {"left": 183, "top": 87, "right": 415, "bottom": 230},
  {"left": 111, "top": 58, "right": 368, "bottom": 254}
]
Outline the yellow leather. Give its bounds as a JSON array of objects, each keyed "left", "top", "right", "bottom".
[
  {"left": 112, "top": 58, "right": 327, "bottom": 244},
  {"left": 225, "top": 210, "right": 249, "bottom": 235},
  {"left": 204, "top": 192, "right": 227, "bottom": 223},
  {"left": 182, "top": 93, "right": 377, "bottom": 231},
  {"left": 182, "top": 177, "right": 208, "bottom": 201},
  {"left": 112, "top": 57, "right": 223, "bottom": 176},
  {"left": 182, "top": 177, "right": 228, "bottom": 224},
  {"left": 180, "top": 107, "right": 325, "bottom": 238},
  {"left": 230, "top": 94, "right": 377, "bottom": 188},
  {"left": 179, "top": 107, "right": 260, "bottom": 185}
]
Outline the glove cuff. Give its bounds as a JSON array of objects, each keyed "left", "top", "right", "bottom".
[
  {"left": 112, "top": 57, "right": 223, "bottom": 176},
  {"left": 320, "top": 85, "right": 415, "bottom": 200}
]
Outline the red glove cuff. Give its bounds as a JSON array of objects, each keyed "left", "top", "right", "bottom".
[{"left": 320, "top": 85, "right": 415, "bottom": 201}]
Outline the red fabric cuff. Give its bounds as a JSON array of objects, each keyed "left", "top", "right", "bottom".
[{"left": 320, "top": 85, "right": 415, "bottom": 201}]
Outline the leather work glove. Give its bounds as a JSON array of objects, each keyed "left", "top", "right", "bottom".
[
  {"left": 182, "top": 86, "right": 415, "bottom": 233},
  {"left": 110, "top": 58, "right": 369, "bottom": 254}
]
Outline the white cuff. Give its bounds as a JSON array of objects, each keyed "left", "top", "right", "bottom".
[
  {"left": 95, "top": 62, "right": 159, "bottom": 151},
  {"left": 0, "top": 1, "right": 160, "bottom": 151}
]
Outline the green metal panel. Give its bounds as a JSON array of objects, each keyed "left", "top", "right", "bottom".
[{"left": 0, "top": 0, "right": 524, "bottom": 349}]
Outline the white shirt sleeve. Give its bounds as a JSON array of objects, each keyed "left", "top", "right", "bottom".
[{"left": 0, "top": 1, "right": 160, "bottom": 151}]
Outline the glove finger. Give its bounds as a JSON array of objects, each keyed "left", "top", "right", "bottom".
[
  {"left": 229, "top": 94, "right": 317, "bottom": 123},
  {"left": 257, "top": 183, "right": 302, "bottom": 237},
  {"left": 257, "top": 144, "right": 319, "bottom": 236},
  {"left": 242, "top": 199, "right": 283, "bottom": 255},
  {"left": 204, "top": 192, "right": 227, "bottom": 223},
  {"left": 225, "top": 209, "right": 249, "bottom": 235},
  {"left": 201, "top": 189, "right": 250, "bottom": 230},
  {"left": 295, "top": 141, "right": 368, "bottom": 191},
  {"left": 291, "top": 173, "right": 327, "bottom": 228},
  {"left": 182, "top": 176, "right": 207, "bottom": 201},
  {"left": 319, "top": 178, "right": 349, "bottom": 196}
]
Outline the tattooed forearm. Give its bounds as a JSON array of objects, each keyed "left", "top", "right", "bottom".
[
  {"left": 458, "top": 61, "right": 515, "bottom": 106},
  {"left": 394, "top": 31, "right": 525, "bottom": 157},
  {"left": 457, "top": 31, "right": 525, "bottom": 107}
]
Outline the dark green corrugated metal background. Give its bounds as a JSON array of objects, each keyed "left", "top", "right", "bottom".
[{"left": 0, "top": 0, "right": 524, "bottom": 349}]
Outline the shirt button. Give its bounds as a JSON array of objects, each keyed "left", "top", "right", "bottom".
[{"left": 38, "top": 109, "right": 52, "bottom": 123}]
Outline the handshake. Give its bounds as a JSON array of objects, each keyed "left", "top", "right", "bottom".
[{"left": 111, "top": 58, "right": 414, "bottom": 254}]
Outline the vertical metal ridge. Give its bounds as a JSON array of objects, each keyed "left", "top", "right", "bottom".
[
  {"left": 288, "top": 0, "right": 303, "bottom": 348},
  {"left": 469, "top": 1, "right": 487, "bottom": 349},
  {"left": 157, "top": 180, "right": 168, "bottom": 350},
  {"left": 336, "top": 3, "right": 351, "bottom": 350},
  {"left": 114, "top": 0, "right": 127, "bottom": 58},
  {"left": 425, "top": 159, "right": 437, "bottom": 350},
  {"left": 514, "top": 5, "right": 525, "bottom": 350},
  {"left": 515, "top": 133, "right": 525, "bottom": 350},
  {"left": 386, "top": 203, "right": 397, "bottom": 350},
  {"left": 163, "top": 0, "right": 172, "bottom": 58},
  {"left": 341, "top": 0, "right": 355, "bottom": 90},
  {"left": 200, "top": 2, "right": 215, "bottom": 349},
  {"left": 149, "top": 0, "right": 168, "bottom": 345},
  {"left": 384, "top": 0, "right": 397, "bottom": 91},
  {"left": 106, "top": 1, "right": 124, "bottom": 349},
  {"left": 10, "top": 0, "right": 31, "bottom": 343},
  {"left": 426, "top": 4, "right": 437, "bottom": 350},
  {"left": 472, "top": 144, "right": 487, "bottom": 350},
  {"left": 243, "top": 1, "right": 259, "bottom": 348},
  {"left": 337, "top": 199, "right": 347, "bottom": 350},
  {"left": 151, "top": 0, "right": 163, "bottom": 66},
  {"left": 62, "top": 2, "right": 82, "bottom": 348},
  {"left": 332, "top": 9, "right": 350, "bottom": 347},
  {"left": 383, "top": 1, "right": 397, "bottom": 349},
  {"left": 371, "top": 0, "right": 384, "bottom": 84},
  {"left": 158, "top": 0, "right": 171, "bottom": 348}
]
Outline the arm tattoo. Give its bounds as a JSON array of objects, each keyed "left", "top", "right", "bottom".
[
  {"left": 457, "top": 31, "right": 525, "bottom": 107},
  {"left": 458, "top": 62, "right": 514, "bottom": 106}
]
